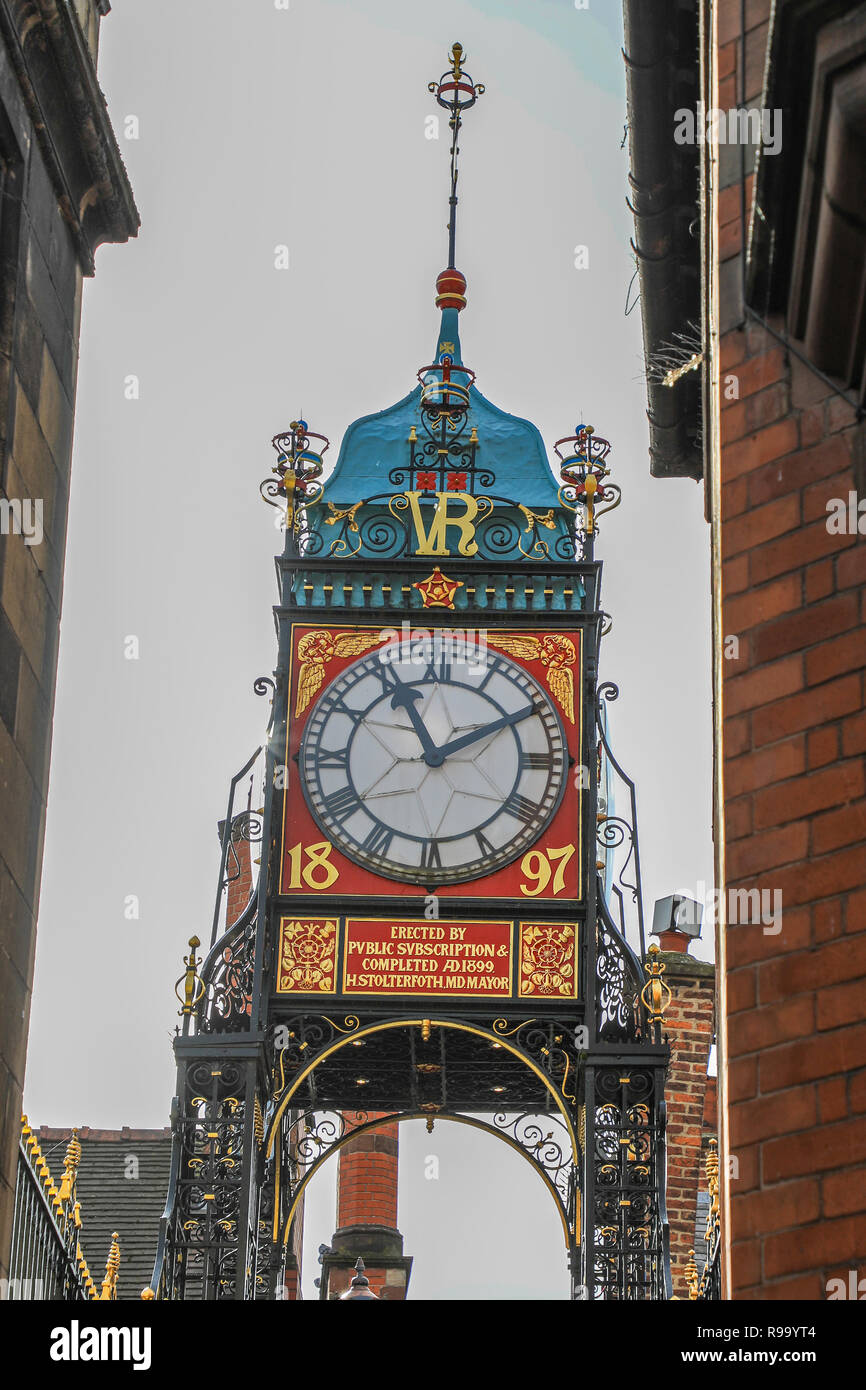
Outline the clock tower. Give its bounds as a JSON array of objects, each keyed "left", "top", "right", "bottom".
[{"left": 149, "top": 43, "right": 672, "bottom": 1302}]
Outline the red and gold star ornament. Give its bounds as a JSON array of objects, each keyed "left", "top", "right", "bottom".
[{"left": 413, "top": 567, "right": 464, "bottom": 609}]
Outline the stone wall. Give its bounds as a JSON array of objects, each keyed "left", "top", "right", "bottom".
[{"left": 0, "top": 0, "right": 137, "bottom": 1280}]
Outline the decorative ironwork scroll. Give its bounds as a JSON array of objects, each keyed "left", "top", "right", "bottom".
[
  {"left": 588, "top": 1068, "right": 671, "bottom": 1301},
  {"left": 693, "top": 1139, "right": 721, "bottom": 1300},
  {"left": 596, "top": 681, "right": 647, "bottom": 963},
  {"left": 149, "top": 1058, "right": 254, "bottom": 1301}
]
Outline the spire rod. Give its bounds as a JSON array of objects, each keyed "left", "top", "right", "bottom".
[{"left": 429, "top": 43, "right": 484, "bottom": 269}]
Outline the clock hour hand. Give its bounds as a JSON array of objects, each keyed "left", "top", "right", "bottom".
[
  {"left": 383, "top": 669, "right": 444, "bottom": 765},
  {"left": 435, "top": 703, "right": 537, "bottom": 760}
]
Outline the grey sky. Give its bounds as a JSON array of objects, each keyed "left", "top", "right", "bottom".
[{"left": 24, "top": 0, "right": 712, "bottom": 1299}]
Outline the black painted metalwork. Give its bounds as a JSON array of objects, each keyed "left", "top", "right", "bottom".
[
  {"left": 429, "top": 42, "right": 485, "bottom": 269},
  {"left": 8, "top": 1138, "right": 89, "bottom": 1301},
  {"left": 209, "top": 748, "right": 262, "bottom": 949},
  {"left": 583, "top": 1064, "right": 672, "bottom": 1300},
  {"left": 150, "top": 1044, "right": 260, "bottom": 1301},
  {"left": 270, "top": 1107, "right": 580, "bottom": 1289},
  {"left": 697, "top": 1140, "right": 721, "bottom": 1300},
  {"left": 596, "top": 681, "right": 647, "bottom": 963}
]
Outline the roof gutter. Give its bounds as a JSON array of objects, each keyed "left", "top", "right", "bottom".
[{"left": 622, "top": 0, "right": 703, "bottom": 480}]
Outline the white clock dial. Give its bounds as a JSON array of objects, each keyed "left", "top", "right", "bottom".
[{"left": 299, "top": 638, "right": 568, "bottom": 885}]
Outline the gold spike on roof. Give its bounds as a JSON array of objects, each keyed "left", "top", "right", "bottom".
[
  {"left": 58, "top": 1128, "right": 82, "bottom": 1202},
  {"left": 99, "top": 1232, "right": 121, "bottom": 1300}
]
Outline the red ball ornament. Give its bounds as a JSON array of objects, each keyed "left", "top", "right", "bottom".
[{"left": 435, "top": 268, "right": 467, "bottom": 310}]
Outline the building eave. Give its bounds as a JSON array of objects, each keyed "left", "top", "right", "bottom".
[
  {"left": 622, "top": 0, "right": 703, "bottom": 480},
  {"left": 0, "top": 0, "right": 139, "bottom": 275}
]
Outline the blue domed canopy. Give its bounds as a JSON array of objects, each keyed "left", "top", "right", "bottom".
[{"left": 322, "top": 308, "right": 564, "bottom": 513}]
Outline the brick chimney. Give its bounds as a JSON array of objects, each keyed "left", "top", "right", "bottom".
[
  {"left": 218, "top": 813, "right": 255, "bottom": 930},
  {"left": 659, "top": 944, "right": 716, "bottom": 1298},
  {"left": 318, "top": 1112, "right": 412, "bottom": 1300}
]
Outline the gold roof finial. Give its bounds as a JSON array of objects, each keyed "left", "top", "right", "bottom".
[
  {"left": 100, "top": 1232, "right": 121, "bottom": 1300},
  {"left": 706, "top": 1136, "right": 719, "bottom": 1184},
  {"left": 58, "top": 1128, "right": 82, "bottom": 1203},
  {"left": 706, "top": 1137, "right": 720, "bottom": 1236},
  {"left": 176, "top": 935, "right": 205, "bottom": 1019},
  {"left": 640, "top": 942, "right": 672, "bottom": 1023}
]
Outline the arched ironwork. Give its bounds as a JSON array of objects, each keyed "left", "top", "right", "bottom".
[
  {"left": 275, "top": 1110, "right": 579, "bottom": 1257},
  {"left": 264, "top": 1016, "right": 580, "bottom": 1165}
]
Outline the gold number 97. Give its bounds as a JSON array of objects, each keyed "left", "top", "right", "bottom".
[{"left": 519, "top": 844, "right": 576, "bottom": 897}]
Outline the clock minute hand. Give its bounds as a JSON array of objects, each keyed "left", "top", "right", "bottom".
[
  {"left": 435, "top": 703, "right": 537, "bottom": 761},
  {"left": 385, "top": 671, "right": 443, "bottom": 764}
]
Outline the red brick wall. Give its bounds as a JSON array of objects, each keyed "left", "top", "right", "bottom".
[
  {"left": 225, "top": 820, "right": 253, "bottom": 929},
  {"left": 661, "top": 955, "right": 716, "bottom": 1296},
  {"left": 336, "top": 1112, "right": 399, "bottom": 1231},
  {"left": 719, "top": 0, "right": 866, "bottom": 1296}
]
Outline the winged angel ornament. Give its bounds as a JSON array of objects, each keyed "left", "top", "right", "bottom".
[
  {"left": 486, "top": 634, "right": 577, "bottom": 724},
  {"left": 294, "top": 630, "right": 386, "bottom": 716}
]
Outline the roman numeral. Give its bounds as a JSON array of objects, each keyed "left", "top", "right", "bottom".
[
  {"left": 425, "top": 651, "right": 451, "bottom": 685},
  {"left": 474, "top": 831, "right": 496, "bottom": 858},
  {"left": 317, "top": 748, "right": 348, "bottom": 769},
  {"left": 520, "top": 751, "right": 553, "bottom": 771},
  {"left": 420, "top": 839, "right": 442, "bottom": 870},
  {"left": 502, "top": 791, "right": 538, "bottom": 825},
  {"left": 362, "top": 823, "right": 394, "bottom": 857},
  {"left": 321, "top": 785, "right": 362, "bottom": 823},
  {"left": 375, "top": 664, "right": 400, "bottom": 693}
]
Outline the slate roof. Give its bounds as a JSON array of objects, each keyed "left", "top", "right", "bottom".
[{"left": 38, "top": 1127, "right": 172, "bottom": 1301}]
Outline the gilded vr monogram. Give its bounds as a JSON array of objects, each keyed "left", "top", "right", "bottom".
[{"left": 393, "top": 489, "right": 487, "bottom": 556}]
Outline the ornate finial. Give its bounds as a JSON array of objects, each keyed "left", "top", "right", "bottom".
[
  {"left": 554, "top": 425, "right": 620, "bottom": 540},
  {"left": 58, "top": 1128, "right": 82, "bottom": 1203},
  {"left": 261, "top": 419, "right": 328, "bottom": 550},
  {"left": 175, "top": 935, "right": 205, "bottom": 1020},
  {"left": 254, "top": 1095, "right": 264, "bottom": 1148},
  {"left": 339, "top": 1255, "right": 379, "bottom": 1299},
  {"left": 426, "top": 1117, "right": 435, "bottom": 1134},
  {"left": 421, "top": 1019, "right": 432, "bottom": 1043},
  {"left": 428, "top": 42, "right": 484, "bottom": 285},
  {"left": 684, "top": 1250, "right": 699, "bottom": 1300},
  {"left": 640, "top": 943, "right": 672, "bottom": 1024},
  {"left": 141, "top": 1286, "right": 156, "bottom": 1300},
  {"left": 100, "top": 1232, "right": 121, "bottom": 1300},
  {"left": 706, "top": 1138, "right": 720, "bottom": 1238}
]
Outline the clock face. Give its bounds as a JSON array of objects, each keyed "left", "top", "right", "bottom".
[{"left": 299, "top": 639, "right": 568, "bottom": 885}]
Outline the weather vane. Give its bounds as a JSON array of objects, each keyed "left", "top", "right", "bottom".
[{"left": 429, "top": 42, "right": 485, "bottom": 270}]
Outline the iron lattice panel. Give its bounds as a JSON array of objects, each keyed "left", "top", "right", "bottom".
[
  {"left": 587, "top": 1065, "right": 670, "bottom": 1300},
  {"left": 270, "top": 1014, "right": 581, "bottom": 1116}
]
